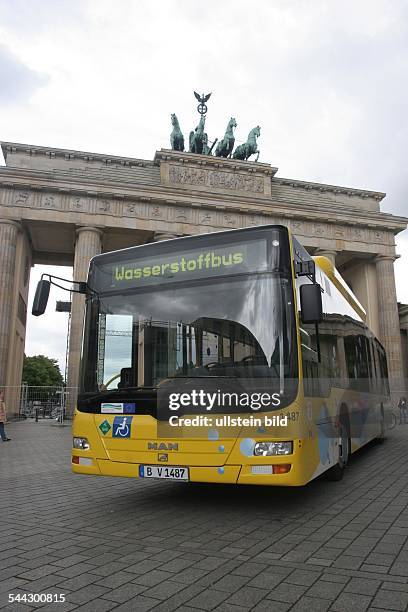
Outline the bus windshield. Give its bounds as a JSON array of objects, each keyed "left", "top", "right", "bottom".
[{"left": 81, "top": 273, "right": 297, "bottom": 396}]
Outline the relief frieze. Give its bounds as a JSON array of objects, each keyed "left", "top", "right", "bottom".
[
  {"left": 290, "top": 219, "right": 304, "bottom": 233},
  {"left": 168, "top": 164, "right": 265, "bottom": 194},
  {"left": 314, "top": 223, "right": 326, "bottom": 236},
  {"left": 150, "top": 204, "right": 165, "bottom": 219},
  {"left": 41, "top": 194, "right": 60, "bottom": 209},
  {"left": 246, "top": 214, "right": 262, "bottom": 226},
  {"left": 97, "top": 199, "right": 112, "bottom": 214},
  {"left": 352, "top": 227, "right": 364, "bottom": 240},
  {"left": 0, "top": 185, "right": 399, "bottom": 252},
  {"left": 173, "top": 207, "right": 192, "bottom": 222},
  {"left": 372, "top": 229, "right": 384, "bottom": 243},
  {"left": 334, "top": 226, "right": 346, "bottom": 239},
  {"left": 222, "top": 213, "right": 238, "bottom": 227},
  {"left": 123, "top": 202, "right": 146, "bottom": 218},
  {"left": 70, "top": 196, "right": 85, "bottom": 211},
  {"left": 199, "top": 211, "right": 215, "bottom": 226},
  {"left": 13, "top": 190, "right": 32, "bottom": 206}
]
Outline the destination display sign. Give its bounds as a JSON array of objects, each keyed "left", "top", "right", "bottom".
[{"left": 92, "top": 239, "right": 268, "bottom": 291}]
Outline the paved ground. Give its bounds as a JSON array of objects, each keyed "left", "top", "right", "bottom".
[{"left": 1, "top": 421, "right": 408, "bottom": 612}]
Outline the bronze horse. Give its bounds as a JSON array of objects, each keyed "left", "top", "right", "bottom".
[
  {"left": 215, "top": 117, "right": 237, "bottom": 158},
  {"left": 170, "top": 114, "right": 184, "bottom": 152},
  {"left": 233, "top": 126, "right": 261, "bottom": 161}
]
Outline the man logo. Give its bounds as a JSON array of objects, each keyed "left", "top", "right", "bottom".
[
  {"left": 148, "top": 442, "right": 179, "bottom": 451},
  {"left": 158, "top": 453, "right": 168, "bottom": 462}
]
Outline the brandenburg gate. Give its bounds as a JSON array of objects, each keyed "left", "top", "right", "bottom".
[{"left": 0, "top": 141, "right": 407, "bottom": 415}]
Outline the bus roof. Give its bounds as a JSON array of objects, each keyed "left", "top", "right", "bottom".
[
  {"left": 89, "top": 224, "right": 288, "bottom": 265},
  {"left": 313, "top": 255, "right": 367, "bottom": 322}
]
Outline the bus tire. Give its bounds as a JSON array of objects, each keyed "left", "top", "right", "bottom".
[
  {"left": 326, "top": 415, "right": 350, "bottom": 482},
  {"left": 374, "top": 405, "right": 386, "bottom": 444}
]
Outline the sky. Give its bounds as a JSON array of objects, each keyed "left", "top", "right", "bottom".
[{"left": 1, "top": 0, "right": 408, "bottom": 374}]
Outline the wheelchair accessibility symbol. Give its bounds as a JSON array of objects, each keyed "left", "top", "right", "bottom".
[{"left": 112, "top": 416, "right": 133, "bottom": 438}]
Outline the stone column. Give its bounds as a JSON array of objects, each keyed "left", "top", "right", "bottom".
[
  {"left": 0, "top": 219, "right": 21, "bottom": 388},
  {"left": 66, "top": 227, "right": 103, "bottom": 415},
  {"left": 152, "top": 231, "right": 180, "bottom": 242},
  {"left": 315, "top": 249, "right": 337, "bottom": 266},
  {"left": 375, "top": 255, "right": 405, "bottom": 400}
]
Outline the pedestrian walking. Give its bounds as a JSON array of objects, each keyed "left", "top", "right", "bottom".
[
  {"left": 398, "top": 396, "right": 407, "bottom": 425},
  {"left": 0, "top": 390, "right": 11, "bottom": 442}
]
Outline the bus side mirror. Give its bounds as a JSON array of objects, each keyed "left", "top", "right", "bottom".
[
  {"left": 32, "top": 280, "right": 51, "bottom": 316},
  {"left": 300, "top": 283, "right": 323, "bottom": 324}
]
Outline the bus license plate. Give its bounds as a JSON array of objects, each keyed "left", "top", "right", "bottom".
[{"left": 139, "top": 465, "right": 189, "bottom": 481}]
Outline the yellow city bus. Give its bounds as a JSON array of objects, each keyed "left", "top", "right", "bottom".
[{"left": 35, "top": 225, "right": 390, "bottom": 485}]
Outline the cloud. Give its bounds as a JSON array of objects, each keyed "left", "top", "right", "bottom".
[
  {"left": 0, "top": 0, "right": 84, "bottom": 34},
  {"left": 0, "top": 44, "right": 47, "bottom": 105},
  {"left": 0, "top": 0, "right": 405, "bottom": 338}
]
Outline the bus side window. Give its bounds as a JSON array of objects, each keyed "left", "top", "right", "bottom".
[
  {"left": 364, "top": 335, "right": 374, "bottom": 386},
  {"left": 344, "top": 332, "right": 370, "bottom": 392},
  {"left": 377, "top": 344, "right": 390, "bottom": 396},
  {"left": 300, "top": 327, "right": 327, "bottom": 397},
  {"left": 369, "top": 337, "right": 380, "bottom": 395}
]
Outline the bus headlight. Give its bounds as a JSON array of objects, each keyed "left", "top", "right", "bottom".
[
  {"left": 254, "top": 441, "right": 293, "bottom": 456},
  {"left": 73, "top": 437, "right": 90, "bottom": 450}
]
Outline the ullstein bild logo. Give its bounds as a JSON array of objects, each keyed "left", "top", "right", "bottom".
[{"left": 114, "top": 250, "right": 244, "bottom": 281}]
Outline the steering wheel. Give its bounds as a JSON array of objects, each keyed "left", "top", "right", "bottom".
[
  {"left": 241, "top": 355, "right": 264, "bottom": 365},
  {"left": 204, "top": 362, "right": 220, "bottom": 371}
]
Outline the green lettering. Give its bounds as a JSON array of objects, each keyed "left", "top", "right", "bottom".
[
  {"left": 112, "top": 247, "right": 247, "bottom": 285},
  {"left": 211, "top": 252, "right": 221, "bottom": 267},
  {"left": 115, "top": 266, "right": 124, "bottom": 281}
]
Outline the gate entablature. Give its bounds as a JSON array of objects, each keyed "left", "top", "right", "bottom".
[{"left": 0, "top": 141, "right": 407, "bottom": 410}]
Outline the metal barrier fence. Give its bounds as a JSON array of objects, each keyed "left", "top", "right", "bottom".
[{"left": 0, "top": 386, "right": 78, "bottom": 422}]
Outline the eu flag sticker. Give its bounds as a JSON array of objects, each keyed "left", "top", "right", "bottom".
[
  {"left": 124, "top": 402, "right": 136, "bottom": 413},
  {"left": 112, "top": 416, "right": 133, "bottom": 438}
]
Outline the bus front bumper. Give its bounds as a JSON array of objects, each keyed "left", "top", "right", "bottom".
[{"left": 72, "top": 456, "right": 305, "bottom": 486}]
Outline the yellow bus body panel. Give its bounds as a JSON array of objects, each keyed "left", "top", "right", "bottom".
[{"left": 71, "top": 230, "right": 385, "bottom": 487}]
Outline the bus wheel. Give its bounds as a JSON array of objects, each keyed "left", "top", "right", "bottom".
[
  {"left": 374, "top": 406, "right": 386, "bottom": 444},
  {"left": 326, "top": 417, "right": 350, "bottom": 481}
]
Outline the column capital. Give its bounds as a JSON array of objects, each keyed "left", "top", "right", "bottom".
[
  {"left": 374, "top": 254, "right": 398, "bottom": 264},
  {"left": 0, "top": 218, "right": 22, "bottom": 231},
  {"left": 314, "top": 249, "right": 337, "bottom": 265},
  {"left": 315, "top": 248, "right": 337, "bottom": 256},
  {"left": 75, "top": 226, "right": 104, "bottom": 238},
  {"left": 152, "top": 231, "right": 180, "bottom": 242}
]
